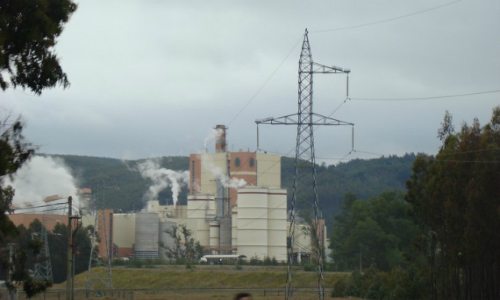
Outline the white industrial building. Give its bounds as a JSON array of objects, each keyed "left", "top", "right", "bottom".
[{"left": 111, "top": 125, "right": 325, "bottom": 262}]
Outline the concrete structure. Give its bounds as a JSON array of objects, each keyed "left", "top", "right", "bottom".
[
  {"left": 236, "top": 187, "right": 287, "bottom": 261},
  {"left": 8, "top": 214, "right": 67, "bottom": 230},
  {"left": 134, "top": 212, "right": 159, "bottom": 259},
  {"left": 189, "top": 152, "right": 281, "bottom": 206},
  {"left": 113, "top": 213, "right": 136, "bottom": 258},
  {"left": 79, "top": 125, "right": 325, "bottom": 262}
]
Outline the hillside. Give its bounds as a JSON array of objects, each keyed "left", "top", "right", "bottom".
[{"left": 47, "top": 153, "right": 416, "bottom": 229}]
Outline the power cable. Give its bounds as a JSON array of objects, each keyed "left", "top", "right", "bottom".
[
  {"left": 11, "top": 202, "right": 68, "bottom": 211},
  {"left": 350, "top": 89, "right": 500, "bottom": 101},
  {"left": 312, "top": 0, "right": 463, "bottom": 34},
  {"left": 227, "top": 36, "right": 302, "bottom": 126}
]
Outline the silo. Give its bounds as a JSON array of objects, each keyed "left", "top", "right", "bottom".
[
  {"left": 187, "top": 195, "right": 214, "bottom": 247},
  {"left": 209, "top": 220, "right": 220, "bottom": 254},
  {"left": 135, "top": 212, "right": 159, "bottom": 259},
  {"left": 267, "top": 189, "right": 287, "bottom": 262},
  {"left": 237, "top": 188, "right": 268, "bottom": 260},
  {"left": 158, "top": 221, "right": 176, "bottom": 260}
]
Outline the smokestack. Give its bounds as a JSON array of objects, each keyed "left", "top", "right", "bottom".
[{"left": 215, "top": 125, "right": 227, "bottom": 153}]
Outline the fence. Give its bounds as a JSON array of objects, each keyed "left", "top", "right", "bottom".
[{"left": 1, "top": 288, "right": 333, "bottom": 300}]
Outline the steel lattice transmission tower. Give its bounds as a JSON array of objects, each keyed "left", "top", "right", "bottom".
[
  {"left": 33, "top": 215, "right": 53, "bottom": 283},
  {"left": 256, "top": 29, "right": 352, "bottom": 300}
]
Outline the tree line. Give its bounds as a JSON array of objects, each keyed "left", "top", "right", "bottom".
[{"left": 329, "top": 107, "right": 500, "bottom": 300}]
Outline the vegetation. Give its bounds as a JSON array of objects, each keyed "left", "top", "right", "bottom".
[
  {"left": 49, "top": 154, "right": 415, "bottom": 232},
  {"left": 0, "top": 120, "right": 48, "bottom": 297},
  {"left": 405, "top": 108, "right": 500, "bottom": 299},
  {"left": 329, "top": 107, "right": 500, "bottom": 300},
  {"left": 46, "top": 155, "right": 189, "bottom": 212},
  {"left": 330, "top": 191, "right": 419, "bottom": 272},
  {"left": 0, "top": 0, "right": 77, "bottom": 94},
  {"left": 162, "top": 224, "right": 204, "bottom": 265},
  {"left": 1, "top": 0, "right": 77, "bottom": 296},
  {"left": 71, "top": 265, "right": 348, "bottom": 290},
  {"left": 0, "top": 219, "right": 93, "bottom": 285}
]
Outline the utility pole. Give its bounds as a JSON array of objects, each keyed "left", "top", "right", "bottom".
[
  {"left": 66, "top": 196, "right": 72, "bottom": 300},
  {"left": 7, "top": 243, "right": 15, "bottom": 300},
  {"left": 256, "top": 29, "right": 352, "bottom": 300}
]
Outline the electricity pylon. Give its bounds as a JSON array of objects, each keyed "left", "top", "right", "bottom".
[
  {"left": 256, "top": 29, "right": 352, "bottom": 300},
  {"left": 33, "top": 214, "right": 53, "bottom": 282}
]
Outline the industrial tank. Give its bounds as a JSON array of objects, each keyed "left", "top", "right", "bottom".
[
  {"left": 134, "top": 212, "right": 159, "bottom": 259},
  {"left": 187, "top": 195, "right": 215, "bottom": 247}
]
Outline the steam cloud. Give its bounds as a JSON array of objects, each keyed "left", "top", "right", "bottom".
[
  {"left": 5, "top": 156, "right": 81, "bottom": 213},
  {"left": 137, "top": 159, "right": 189, "bottom": 206},
  {"left": 203, "top": 128, "right": 224, "bottom": 151},
  {"left": 201, "top": 155, "right": 247, "bottom": 189}
]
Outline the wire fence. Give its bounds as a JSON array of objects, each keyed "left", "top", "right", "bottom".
[{"left": 0, "top": 288, "right": 335, "bottom": 300}]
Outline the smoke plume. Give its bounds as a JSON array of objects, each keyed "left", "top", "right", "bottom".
[
  {"left": 5, "top": 156, "right": 81, "bottom": 213},
  {"left": 137, "top": 159, "right": 189, "bottom": 206},
  {"left": 200, "top": 155, "right": 246, "bottom": 189},
  {"left": 203, "top": 127, "right": 224, "bottom": 151}
]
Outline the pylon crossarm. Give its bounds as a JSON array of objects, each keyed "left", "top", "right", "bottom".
[
  {"left": 256, "top": 113, "right": 353, "bottom": 126},
  {"left": 310, "top": 62, "right": 350, "bottom": 74}
]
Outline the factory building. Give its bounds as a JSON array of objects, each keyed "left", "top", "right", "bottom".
[
  {"left": 111, "top": 125, "right": 325, "bottom": 262},
  {"left": 7, "top": 126, "right": 326, "bottom": 263}
]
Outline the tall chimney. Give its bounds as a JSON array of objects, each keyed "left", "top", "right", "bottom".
[{"left": 215, "top": 125, "right": 227, "bottom": 153}]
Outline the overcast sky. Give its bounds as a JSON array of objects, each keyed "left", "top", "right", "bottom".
[{"left": 2, "top": 0, "right": 499, "bottom": 164}]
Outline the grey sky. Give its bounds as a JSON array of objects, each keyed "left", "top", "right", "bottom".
[{"left": 2, "top": 0, "right": 499, "bottom": 164}]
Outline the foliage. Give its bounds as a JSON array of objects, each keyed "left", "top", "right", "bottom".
[
  {"left": 0, "top": 119, "right": 45, "bottom": 296},
  {"left": 0, "top": 0, "right": 77, "bottom": 94},
  {"left": 405, "top": 106, "right": 500, "bottom": 299},
  {"left": 0, "top": 220, "right": 92, "bottom": 285},
  {"left": 162, "top": 224, "right": 203, "bottom": 264},
  {"left": 330, "top": 191, "right": 419, "bottom": 272},
  {"left": 50, "top": 154, "right": 415, "bottom": 231},
  {"left": 49, "top": 223, "right": 93, "bottom": 283},
  {"left": 47, "top": 154, "right": 189, "bottom": 212},
  {"left": 331, "top": 266, "right": 430, "bottom": 300}
]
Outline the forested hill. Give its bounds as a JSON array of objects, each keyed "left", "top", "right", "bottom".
[{"left": 46, "top": 153, "right": 416, "bottom": 228}]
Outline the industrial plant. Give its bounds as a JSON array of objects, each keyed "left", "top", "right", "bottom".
[{"left": 8, "top": 125, "right": 326, "bottom": 264}]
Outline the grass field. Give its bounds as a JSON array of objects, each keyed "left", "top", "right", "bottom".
[{"left": 44, "top": 265, "right": 358, "bottom": 299}]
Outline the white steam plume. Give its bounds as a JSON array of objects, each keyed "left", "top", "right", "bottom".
[
  {"left": 200, "top": 155, "right": 246, "bottom": 189},
  {"left": 203, "top": 128, "right": 224, "bottom": 152},
  {"left": 137, "top": 159, "right": 189, "bottom": 206},
  {"left": 5, "top": 156, "right": 81, "bottom": 213}
]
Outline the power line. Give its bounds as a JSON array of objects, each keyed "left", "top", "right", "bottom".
[
  {"left": 312, "top": 0, "right": 463, "bottom": 34},
  {"left": 227, "top": 36, "right": 302, "bottom": 126},
  {"left": 12, "top": 202, "right": 68, "bottom": 211},
  {"left": 350, "top": 89, "right": 500, "bottom": 101},
  {"left": 10, "top": 207, "right": 69, "bottom": 214}
]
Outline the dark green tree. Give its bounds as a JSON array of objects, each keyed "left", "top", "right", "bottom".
[
  {"left": 1, "top": 0, "right": 77, "bottom": 296},
  {"left": 0, "top": 120, "right": 44, "bottom": 297},
  {"left": 163, "top": 224, "right": 204, "bottom": 264},
  {"left": 329, "top": 191, "right": 419, "bottom": 272},
  {"left": 49, "top": 223, "right": 92, "bottom": 284},
  {"left": 0, "top": 0, "right": 77, "bottom": 94},
  {"left": 406, "top": 106, "right": 500, "bottom": 300}
]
